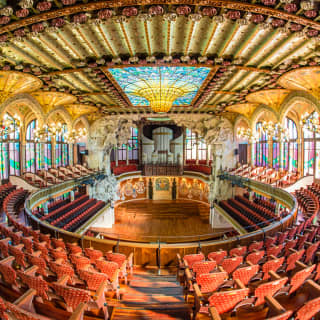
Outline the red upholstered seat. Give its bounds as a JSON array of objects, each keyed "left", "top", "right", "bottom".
[
  {"left": 246, "top": 250, "right": 265, "bottom": 265},
  {"left": 192, "top": 261, "right": 216, "bottom": 276},
  {"left": 286, "top": 249, "right": 305, "bottom": 272},
  {"left": 0, "top": 262, "right": 17, "bottom": 286},
  {"left": 96, "top": 259, "right": 118, "bottom": 280},
  {"left": 9, "top": 245, "right": 26, "bottom": 268},
  {"left": 70, "top": 254, "right": 91, "bottom": 271},
  {"left": 18, "top": 271, "right": 49, "bottom": 301},
  {"left": 105, "top": 252, "right": 126, "bottom": 268},
  {"left": 267, "top": 245, "right": 283, "bottom": 258},
  {"left": 202, "top": 288, "right": 250, "bottom": 314},
  {"left": 26, "top": 254, "right": 47, "bottom": 277},
  {"left": 305, "top": 241, "right": 319, "bottom": 263},
  {"left": 262, "top": 257, "right": 285, "bottom": 280},
  {"left": 85, "top": 247, "right": 103, "bottom": 263},
  {"left": 66, "top": 243, "right": 82, "bottom": 254},
  {"left": 51, "top": 238, "right": 66, "bottom": 250},
  {"left": 254, "top": 277, "right": 288, "bottom": 306},
  {"left": 49, "top": 261, "right": 75, "bottom": 284},
  {"left": 78, "top": 269, "right": 108, "bottom": 291},
  {"left": 248, "top": 241, "right": 264, "bottom": 252},
  {"left": 183, "top": 253, "right": 205, "bottom": 268},
  {"left": 52, "top": 282, "right": 90, "bottom": 311},
  {"left": 230, "top": 246, "right": 247, "bottom": 257},
  {"left": 221, "top": 256, "right": 243, "bottom": 274},
  {"left": 296, "top": 296, "right": 320, "bottom": 320},
  {"left": 208, "top": 251, "right": 227, "bottom": 265},
  {"left": 287, "top": 265, "right": 316, "bottom": 295},
  {"left": 196, "top": 271, "right": 228, "bottom": 293},
  {"left": 233, "top": 264, "right": 259, "bottom": 286}
]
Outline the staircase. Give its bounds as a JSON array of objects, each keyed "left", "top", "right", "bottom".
[{"left": 110, "top": 270, "right": 191, "bottom": 320}]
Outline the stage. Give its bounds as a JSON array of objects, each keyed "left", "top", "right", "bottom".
[{"left": 90, "top": 199, "right": 233, "bottom": 243}]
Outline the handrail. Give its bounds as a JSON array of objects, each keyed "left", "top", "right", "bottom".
[{"left": 24, "top": 171, "right": 298, "bottom": 267}]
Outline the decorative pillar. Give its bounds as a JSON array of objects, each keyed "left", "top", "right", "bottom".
[
  {"left": 248, "top": 190, "right": 254, "bottom": 201},
  {"left": 250, "top": 142, "right": 255, "bottom": 166},
  {"left": 52, "top": 142, "right": 56, "bottom": 168},
  {"left": 21, "top": 143, "right": 26, "bottom": 175},
  {"left": 68, "top": 143, "right": 74, "bottom": 166},
  {"left": 268, "top": 138, "right": 273, "bottom": 168},
  {"left": 248, "top": 143, "right": 252, "bottom": 166},
  {"left": 206, "top": 145, "right": 209, "bottom": 165},
  {"left": 183, "top": 127, "right": 186, "bottom": 165},
  {"left": 275, "top": 202, "right": 281, "bottom": 216},
  {"left": 115, "top": 146, "right": 119, "bottom": 166},
  {"left": 279, "top": 141, "right": 284, "bottom": 171},
  {"left": 70, "top": 190, "right": 75, "bottom": 201},
  {"left": 196, "top": 135, "right": 199, "bottom": 165},
  {"left": 126, "top": 145, "right": 129, "bottom": 165}
]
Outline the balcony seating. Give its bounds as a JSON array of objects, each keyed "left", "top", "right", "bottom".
[{"left": 184, "top": 164, "right": 212, "bottom": 175}]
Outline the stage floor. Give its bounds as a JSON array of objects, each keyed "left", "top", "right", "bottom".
[{"left": 90, "top": 199, "right": 232, "bottom": 243}]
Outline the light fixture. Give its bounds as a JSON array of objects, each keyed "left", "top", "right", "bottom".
[
  {"left": 0, "top": 114, "right": 22, "bottom": 138},
  {"left": 64, "top": 128, "right": 87, "bottom": 144},
  {"left": 300, "top": 112, "right": 320, "bottom": 133},
  {"left": 237, "top": 127, "right": 257, "bottom": 142},
  {"left": 34, "top": 123, "right": 64, "bottom": 142},
  {"left": 259, "top": 121, "right": 289, "bottom": 142}
]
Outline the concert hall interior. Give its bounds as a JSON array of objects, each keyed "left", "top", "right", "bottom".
[{"left": 0, "top": 0, "right": 320, "bottom": 319}]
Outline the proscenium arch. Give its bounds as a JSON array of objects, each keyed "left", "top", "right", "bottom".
[
  {"left": 250, "top": 105, "right": 279, "bottom": 134},
  {"left": 46, "top": 107, "right": 73, "bottom": 132},
  {"left": 279, "top": 90, "right": 320, "bottom": 124}
]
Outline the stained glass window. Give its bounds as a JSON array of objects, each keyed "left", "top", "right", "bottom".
[
  {"left": 272, "top": 141, "right": 280, "bottom": 169},
  {"left": 304, "top": 126, "right": 314, "bottom": 176},
  {"left": 0, "top": 113, "right": 20, "bottom": 180},
  {"left": 255, "top": 122, "right": 268, "bottom": 167},
  {"left": 26, "top": 120, "right": 38, "bottom": 173},
  {"left": 283, "top": 118, "right": 298, "bottom": 172},
  {"left": 117, "top": 127, "right": 139, "bottom": 161},
  {"left": 185, "top": 129, "right": 208, "bottom": 161},
  {"left": 55, "top": 124, "right": 69, "bottom": 167}
]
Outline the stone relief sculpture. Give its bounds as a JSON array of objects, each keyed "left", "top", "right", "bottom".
[{"left": 92, "top": 174, "right": 118, "bottom": 202}]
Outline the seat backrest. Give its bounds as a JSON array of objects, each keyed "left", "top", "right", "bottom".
[
  {"left": 105, "top": 252, "right": 126, "bottom": 268},
  {"left": 255, "top": 277, "right": 288, "bottom": 306},
  {"left": 85, "top": 248, "right": 103, "bottom": 262},
  {"left": 233, "top": 265, "right": 259, "bottom": 286},
  {"left": 183, "top": 253, "right": 205, "bottom": 268},
  {"left": 248, "top": 241, "right": 263, "bottom": 252},
  {"left": 296, "top": 296, "right": 320, "bottom": 320},
  {"left": 289, "top": 265, "right": 316, "bottom": 295},
  {"left": 17, "top": 271, "right": 49, "bottom": 301},
  {"left": 246, "top": 250, "right": 265, "bottom": 265},
  {"left": 0, "top": 263, "right": 17, "bottom": 286},
  {"left": 229, "top": 246, "right": 247, "bottom": 257},
  {"left": 221, "top": 256, "right": 243, "bottom": 274},
  {"left": 208, "top": 251, "right": 227, "bottom": 265},
  {"left": 196, "top": 272, "right": 228, "bottom": 294},
  {"left": 286, "top": 249, "right": 305, "bottom": 272},
  {"left": 208, "top": 288, "right": 250, "bottom": 314},
  {"left": 267, "top": 245, "right": 283, "bottom": 258},
  {"left": 96, "top": 259, "right": 118, "bottom": 280},
  {"left": 192, "top": 260, "right": 216, "bottom": 276},
  {"left": 262, "top": 257, "right": 285, "bottom": 280},
  {"left": 305, "top": 241, "right": 319, "bottom": 264},
  {"left": 49, "top": 261, "right": 74, "bottom": 284},
  {"left": 26, "top": 254, "right": 47, "bottom": 276},
  {"left": 78, "top": 269, "right": 108, "bottom": 291},
  {"left": 8, "top": 245, "right": 26, "bottom": 268},
  {"left": 52, "top": 282, "right": 90, "bottom": 311}
]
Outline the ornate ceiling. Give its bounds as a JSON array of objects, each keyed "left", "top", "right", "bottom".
[{"left": 0, "top": 0, "right": 319, "bottom": 122}]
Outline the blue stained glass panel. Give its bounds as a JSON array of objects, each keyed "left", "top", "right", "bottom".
[{"left": 109, "top": 66, "right": 211, "bottom": 106}]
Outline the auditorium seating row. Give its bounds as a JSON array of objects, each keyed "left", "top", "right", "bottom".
[
  {"left": 253, "top": 197, "right": 276, "bottom": 213},
  {"left": 178, "top": 220, "right": 320, "bottom": 320},
  {"left": 229, "top": 165, "right": 299, "bottom": 187},
  {"left": 23, "top": 164, "right": 97, "bottom": 188},
  {"left": 0, "top": 184, "right": 133, "bottom": 320},
  {"left": 219, "top": 196, "right": 281, "bottom": 231},
  {"left": 112, "top": 164, "right": 138, "bottom": 175}
]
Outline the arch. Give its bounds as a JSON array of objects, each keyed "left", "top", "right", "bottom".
[
  {"left": 250, "top": 105, "right": 279, "bottom": 133},
  {"left": 233, "top": 115, "right": 250, "bottom": 141},
  {"left": 46, "top": 107, "right": 73, "bottom": 132},
  {"left": 279, "top": 90, "right": 320, "bottom": 124},
  {"left": 0, "top": 93, "right": 45, "bottom": 126},
  {"left": 73, "top": 115, "right": 90, "bottom": 132}
]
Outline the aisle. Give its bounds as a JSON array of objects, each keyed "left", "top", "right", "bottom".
[{"left": 110, "top": 269, "right": 191, "bottom": 320}]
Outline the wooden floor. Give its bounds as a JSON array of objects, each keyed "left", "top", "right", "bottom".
[{"left": 91, "top": 199, "right": 232, "bottom": 243}]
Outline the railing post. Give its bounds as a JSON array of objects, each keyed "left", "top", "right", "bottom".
[{"left": 157, "top": 239, "right": 161, "bottom": 275}]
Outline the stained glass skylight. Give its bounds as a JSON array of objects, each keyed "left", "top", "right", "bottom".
[{"left": 108, "top": 66, "right": 211, "bottom": 109}]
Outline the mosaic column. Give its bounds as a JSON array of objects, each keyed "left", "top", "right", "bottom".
[{"left": 68, "top": 143, "right": 74, "bottom": 166}]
